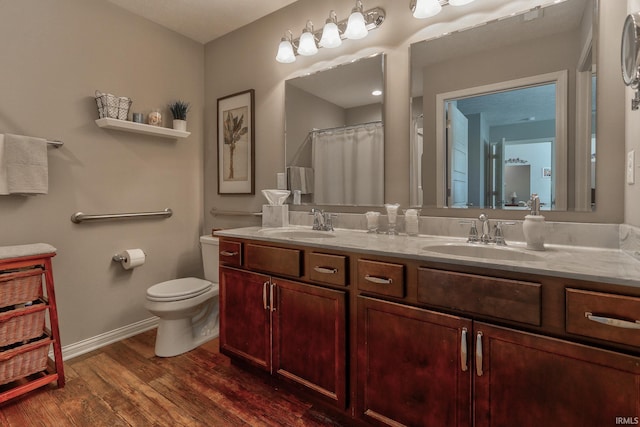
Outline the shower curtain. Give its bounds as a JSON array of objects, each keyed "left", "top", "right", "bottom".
[{"left": 312, "top": 122, "right": 384, "bottom": 205}]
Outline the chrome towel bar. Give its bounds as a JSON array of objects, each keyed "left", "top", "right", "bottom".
[
  {"left": 71, "top": 208, "right": 173, "bottom": 224},
  {"left": 47, "top": 140, "right": 63, "bottom": 148}
]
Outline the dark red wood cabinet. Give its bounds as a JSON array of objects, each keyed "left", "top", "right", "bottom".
[{"left": 219, "top": 265, "right": 347, "bottom": 408}]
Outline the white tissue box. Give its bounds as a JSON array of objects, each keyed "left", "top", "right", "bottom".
[{"left": 262, "top": 205, "right": 289, "bottom": 227}]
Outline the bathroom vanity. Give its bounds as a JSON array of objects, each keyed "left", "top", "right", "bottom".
[{"left": 216, "top": 227, "right": 640, "bottom": 427}]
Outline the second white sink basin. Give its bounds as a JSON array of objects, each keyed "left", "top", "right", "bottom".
[{"left": 422, "top": 243, "right": 542, "bottom": 262}]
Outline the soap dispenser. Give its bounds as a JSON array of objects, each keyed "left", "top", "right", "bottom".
[{"left": 523, "top": 194, "right": 545, "bottom": 251}]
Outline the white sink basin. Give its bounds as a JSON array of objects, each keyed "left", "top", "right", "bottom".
[
  {"left": 261, "top": 229, "right": 336, "bottom": 239},
  {"left": 422, "top": 243, "right": 542, "bottom": 262}
]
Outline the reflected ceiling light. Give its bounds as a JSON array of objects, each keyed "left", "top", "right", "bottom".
[
  {"left": 411, "top": 0, "right": 442, "bottom": 19},
  {"left": 410, "top": 0, "right": 478, "bottom": 20},
  {"left": 371, "top": 89, "right": 383, "bottom": 96},
  {"left": 345, "top": 1, "right": 368, "bottom": 40},
  {"left": 275, "top": 31, "right": 296, "bottom": 63},
  {"left": 319, "top": 10, "right": 342, "bottom": 48},
  {"left": 297, "top": 21, "right": 318, "bottom": 56},
  {"left": 276, "top": 1, "right": 385, "bottom": 64}
]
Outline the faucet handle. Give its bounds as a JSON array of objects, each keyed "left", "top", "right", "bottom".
[
  {"left": 494, "top": 221, "right": 516, "bottom": 246},
  {"left": 324, "top": 212, "right": 337, "bottom": 231},
  {"left": 460, "top": 220, "right": 478, "bottom": 243}
]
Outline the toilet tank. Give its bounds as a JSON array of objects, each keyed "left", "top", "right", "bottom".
[{"left": 200, "top": 235, "right": 220, "bottom": 283}]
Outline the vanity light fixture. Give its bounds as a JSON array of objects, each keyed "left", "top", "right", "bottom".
[
  {"left": 298, "top": 21, "right": 319, "bottom": 56},
  {"left": 410, "top": 0, "right": 477, "bottom": 19},
  {"left": 275, "top": 1, "right": 385, "bottom": 64},
  {"left": 319, "top": 11, "right": 342, "bottom": 48}
]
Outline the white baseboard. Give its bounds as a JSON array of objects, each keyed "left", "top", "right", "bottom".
[{"left": 51, "top": 317, "right": 159, "bottom": 361}]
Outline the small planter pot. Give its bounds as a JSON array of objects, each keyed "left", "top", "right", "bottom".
[{"left": 173, "top": 119, "right": 187, "bottom": 131}]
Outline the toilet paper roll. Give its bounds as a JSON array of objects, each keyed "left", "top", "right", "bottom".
[{"left": 121, "top": 249, "right": 145, "bottom": 270}]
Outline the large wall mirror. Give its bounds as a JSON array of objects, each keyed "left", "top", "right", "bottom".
[
  {"left": 285, "top": 53, "right": 385, "bottom": 206},
  {"left": 410, "top": 0, "right": 597, "bottom": 211}
]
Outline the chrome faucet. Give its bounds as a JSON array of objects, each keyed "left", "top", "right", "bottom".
[{"left": 478, "top": 213, "right": 492, "bottom": 243}]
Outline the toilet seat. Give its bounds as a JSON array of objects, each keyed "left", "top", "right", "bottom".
[{"left": 147, "top": 277, "right": 213, "bottom": 302}]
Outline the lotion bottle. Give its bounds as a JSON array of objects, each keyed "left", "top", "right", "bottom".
[{"left": 523, "top": 194, "right": 545, "bottom": 251}]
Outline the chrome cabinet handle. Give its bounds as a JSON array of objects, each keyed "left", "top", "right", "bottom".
[
  {"left": 270, "top": 282, "right": 276, "bottom": 312},
  {"left": 220, "top": 250, "right": 238, "bottom": 257},
  {"left": 475, "top": 331, "right": 484, "bottom": 377},
  {"left": 314, "top": 266, "right": 338, "bottom": 274},
  {"left": 585, "top": 312, "right": 640, "bottom": 329},
  {"left": 364, "top": 275, "right": 393, "bottom": 285},
  {"left": 461, "top": 328, "right": 468, "bottom": 372},
  {"left": 262, "top": 281, "right": 269, "bottom": 310}
]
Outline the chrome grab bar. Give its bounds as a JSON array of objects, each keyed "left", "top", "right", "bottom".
[
  {"left": 210, "top": 208, "right": 262, "bottom": 217},
  {"left": 71, "top": 208, "right": 172, "bottom": 224}
]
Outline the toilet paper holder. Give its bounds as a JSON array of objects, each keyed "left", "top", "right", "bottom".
[{"left": 112, "top": 251, "right": 147, "bottom": 263}]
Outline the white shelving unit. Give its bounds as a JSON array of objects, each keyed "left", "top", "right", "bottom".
[{"left": 95, "top": 118, "right": 190, "bottom": 139}]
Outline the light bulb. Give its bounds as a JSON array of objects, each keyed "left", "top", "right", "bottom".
[
  {"left": 275, "top": 38, "right": 296, "bottom": 63},
  {"left": 344, "top": 9, "right": 368, "bottom": 40},
  {"left": 297, "top": 30, "right": 318, "bottom": 56},
  {"left": 319, "top": 21, "right": 342, "bottom": 48},
  {"left": 412, "top": 0, "right": 442, "bottom": 19}
]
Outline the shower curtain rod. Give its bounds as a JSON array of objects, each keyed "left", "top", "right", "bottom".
[{"left": 310, "top": 120, "right": 383, "bottom": 135}]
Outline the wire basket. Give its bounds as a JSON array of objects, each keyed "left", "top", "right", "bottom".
[
  {"left": 0, "top": 269, "right": 42, "bottom": 309},
  {"left": 95, "top": 90, "right": 132, "bottom": 120},
  {"left": 0, "top": 334, "right": 51, "bottom": 385}
]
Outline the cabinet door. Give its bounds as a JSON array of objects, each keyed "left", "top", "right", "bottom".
[
  {"left": 357, "top": 296, "right": 472, "bottom": 427},
  {"left": 219, "top": 266, "right": 271, "bottom": 372},
  {"left": 271, "top": 278, "right": 347, "bottom": 408},
  {"left": 474, "top": 322, "right": 640, "bottom": 427}
]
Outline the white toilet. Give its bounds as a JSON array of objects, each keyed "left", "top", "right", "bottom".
[{"left": 145, "top": 235, "right": 220, "bottom": 357}]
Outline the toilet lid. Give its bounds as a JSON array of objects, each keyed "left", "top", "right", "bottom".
[{"left": 147, "top": 278, "right": 213, "bottom": 301}]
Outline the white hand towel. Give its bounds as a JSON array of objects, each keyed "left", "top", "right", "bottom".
[
  {"left": 0, "top": 134, "right": 9, "bottom": 195},
  {"left": 4, "top": 133, "right": 48, "bottom": 195}
]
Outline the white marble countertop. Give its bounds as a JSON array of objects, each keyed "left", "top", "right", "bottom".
[{"left": 215, "top": 226, "right": 640, "bottom": 289}]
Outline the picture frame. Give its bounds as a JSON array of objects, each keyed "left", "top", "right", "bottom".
[
  {"left": 542, "top": 167, "right": 552, "bottom": 178},
  {"left": 217, "top": 89, "right": 255, "bottom": 194}
]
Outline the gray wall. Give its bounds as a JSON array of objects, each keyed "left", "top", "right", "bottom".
[
  {"left": 204, "top": 0, "right": 626, "bottom": 230},
  {"left": 627, "top": 0, "right": 640, "bottom": 227},
  {"left": 0, "top": 0, "right": 205, "bottom": 347}
]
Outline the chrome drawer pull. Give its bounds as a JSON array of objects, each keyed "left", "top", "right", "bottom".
[
  {"left": 220, "top": 250, "right": 238, "bottom": 257},
  {"left": 585, "top": 312, "right": 640, "bottom": 329},
  {"left": 314, "top": 266, "right": 338, "bottom": 274},
  {"left": 263, "top": 281, "right": 269, "bottom": 310},
  {"left": 270, "top": 283, "right": 276, "bottom": 312},
  {"left": 475, "top": 332, "right": 484, "bottom": 377},
  {"left": 364, "top": 275, "right": 393, "bottom": 285},
  {"left": 461, "top": 328, "right": 468, "bottom": 372}
]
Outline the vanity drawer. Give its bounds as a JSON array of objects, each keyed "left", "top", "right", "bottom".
[
  {"left": 357, "top": 259, "right": 405, "bottom": 298},
  {"left": 219, "top": 240, "right": 242, "bottom": 267},
  {"left": 566, "top": 288, "right": 640, "bottom": 347},
  {"left": 245, "top": 244, "right": 302, "bottom": 278},
  {"left": 417, "top": 268, "right": 541, "bottom": 326},
  {"left": 307, "top": 252, "right": 348, "bottom": 287}
]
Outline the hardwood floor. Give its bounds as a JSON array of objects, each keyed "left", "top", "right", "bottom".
[{"left": 0, "top": 330, "right": 348, "bottom": 426}]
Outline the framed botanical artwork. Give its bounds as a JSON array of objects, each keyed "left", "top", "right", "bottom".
[{"left": 217, "top": 89, "right": 255, "bottom": 194}]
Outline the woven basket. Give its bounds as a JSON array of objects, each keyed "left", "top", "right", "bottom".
[
  {"left": 0, "top": 335, "right": 51, "bottom": 385},
  {"left": 0, "top": 302, "right": 46, "bottom": 347},
  {"left": 0, "top": 269, "right": 42, "bottom": 309}
]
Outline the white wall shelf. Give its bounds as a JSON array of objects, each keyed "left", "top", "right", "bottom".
[{"left": 95, "top": 118, "right": 190, "bottom": 139}]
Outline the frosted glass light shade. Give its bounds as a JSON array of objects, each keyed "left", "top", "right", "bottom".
[
  {"left": 319, "top": 22, "right": 342, "bottom": 48},
  {"left": 344, "top": 11, "right": 368, "bottom": 40},
  {"left": 412, "top": 0, "right": 442, "bottom": 19},
  {"left": 297, "top": 31, "right": 318, "bottom": 56},
  {"left": 449, "top": 0, "right": 476, "bottom": 5},
  {"left": 276, "top": 39, "right": 296, "bottom": 63}
]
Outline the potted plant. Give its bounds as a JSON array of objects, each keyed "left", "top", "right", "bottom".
[{"left": 169, "top": 100, "right": 190, "bottom": 131}]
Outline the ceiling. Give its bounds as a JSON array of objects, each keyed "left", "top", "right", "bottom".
[{"left": 105, "top": 0, "right": 300, "bottom": 44}]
